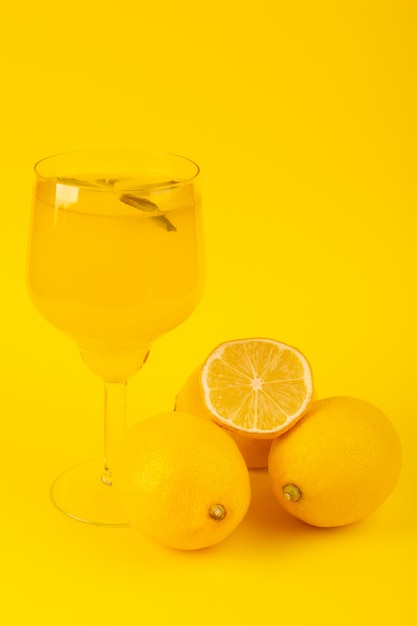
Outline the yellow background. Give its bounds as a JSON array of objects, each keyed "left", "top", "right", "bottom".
[{"left": 1, "top": 1, "right": 416, "bottom": 623}]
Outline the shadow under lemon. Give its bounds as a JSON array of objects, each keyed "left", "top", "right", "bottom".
[{"left": 244, "top": 468, "right": 367, "bottom": 553}]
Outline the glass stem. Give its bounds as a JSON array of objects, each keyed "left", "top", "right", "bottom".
[{"left": 102, "top": 380, "right": 127, "bottom": 486}]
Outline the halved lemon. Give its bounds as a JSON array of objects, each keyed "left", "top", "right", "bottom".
[{"left": 201, "top": 338, "right": 313, "bottom": 439}]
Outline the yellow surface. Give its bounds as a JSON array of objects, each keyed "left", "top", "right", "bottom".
[{"left": 1, "top": 1, "right": 416, "bottom": 624}]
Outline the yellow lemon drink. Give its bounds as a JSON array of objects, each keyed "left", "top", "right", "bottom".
[{"left": 28, "top": 157, "right": 204, "bottom": 380}]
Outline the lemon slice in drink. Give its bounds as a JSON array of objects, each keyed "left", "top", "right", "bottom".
[{"left": 201, "top": 338, "right": 314, "bottom": 439}]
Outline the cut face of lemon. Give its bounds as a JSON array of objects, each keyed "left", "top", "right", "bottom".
[{"left": 201, "top": 338, "right": 314, "bottom": 439}]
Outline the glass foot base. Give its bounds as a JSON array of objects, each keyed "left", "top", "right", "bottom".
[{"left": 51, "top": 459, "right": 129, "bottom": 527}]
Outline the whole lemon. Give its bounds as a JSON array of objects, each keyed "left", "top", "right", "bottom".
[
  {"left": 268, "top": 396, "right": 402, "bottom": 527},
  {"left": 175, "top": 366, "right": 272, "bottom": 468},
  {"left": 113, "top": 411, "right": 251, "bottom": 550}
]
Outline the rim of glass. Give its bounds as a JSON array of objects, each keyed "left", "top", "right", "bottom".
[{"left": 34, "top": 148, "right": 200, "bottom": 192}]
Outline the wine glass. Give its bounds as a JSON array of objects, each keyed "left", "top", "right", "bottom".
[{"left": 27, "top": 149, "right": 204, "bottom": 526}]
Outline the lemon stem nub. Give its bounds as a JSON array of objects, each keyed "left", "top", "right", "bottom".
[
  {"left": 283, "top": 484, "right": 302, "bottom": 502},
  {"left": 209, "top": 504, "right": 227, "bottom": 521}
]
